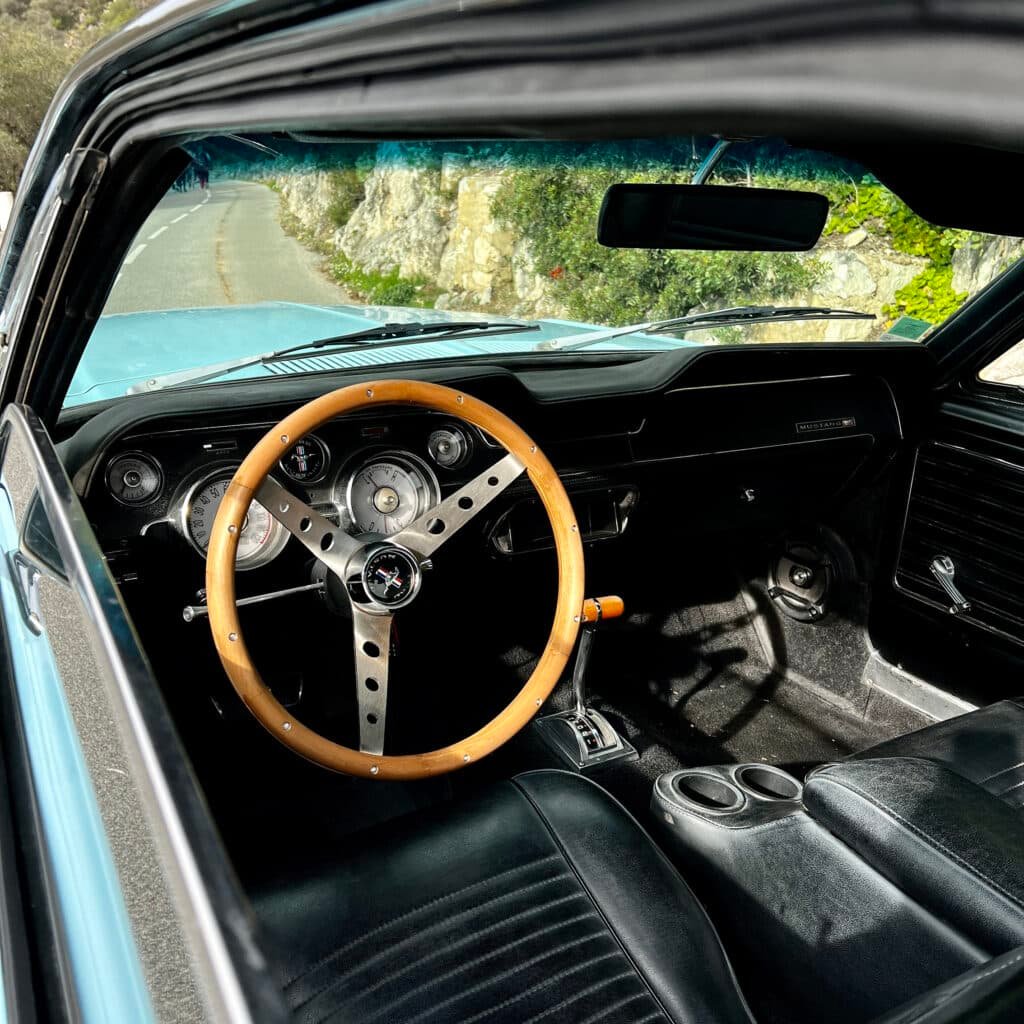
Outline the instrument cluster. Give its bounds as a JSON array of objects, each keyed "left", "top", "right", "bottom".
[{"left": 100, "top": 417, "right": 482, "bottom": 572}]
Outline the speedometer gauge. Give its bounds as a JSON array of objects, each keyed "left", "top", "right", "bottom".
[
  {"left": 183, "top": 473, "right": 289, "bottom": 570},
  {"left": 344, "top": 453, "right": 439, "bottom": 536}
]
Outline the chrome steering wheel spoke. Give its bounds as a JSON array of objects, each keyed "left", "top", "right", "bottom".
[
  {"left": 256, "top": 476, "right": 360, "bottom": 572},
  {"left": 393, "top": 451, "right": 524, "bottom": 558},
  {"left": 352, "top": 607, "right": 393, "bottom": 755}
]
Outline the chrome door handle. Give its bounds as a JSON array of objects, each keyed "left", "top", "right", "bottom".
[
  {"left": 930, "top": 555, "right": 971, "bottom": 615},
  {"left": 8, "top": 552, "right": 43, "bottom": 635}
]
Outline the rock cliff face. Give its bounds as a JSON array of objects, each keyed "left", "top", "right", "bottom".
[
  {"left": 952, "top": 234, "right": 1024, "bottom": 295},
  {"left": 273, "top": 148, "right": 1023, "bottom": 328},
  {"left": 275, "top": 145, "right": 564, "bottom": 316}
]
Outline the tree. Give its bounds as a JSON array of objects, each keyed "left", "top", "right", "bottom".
[{"left": 0, "top": 16, "right": 75, "bottom": 191}]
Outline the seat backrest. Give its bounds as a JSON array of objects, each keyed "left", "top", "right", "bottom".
[
  {"left": 804, "top": 757, "right": 1024, "bottom": 954},
  {"left": 870, "top": 944, "right": 1024, "bottom": 1023}
]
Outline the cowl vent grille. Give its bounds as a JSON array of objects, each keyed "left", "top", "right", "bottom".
[{"left": 896, "top": 442, "right": 1024, "bottom": 645}]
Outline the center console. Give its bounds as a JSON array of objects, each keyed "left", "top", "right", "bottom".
[{"left": 651, "top": 763, "right": 988, "bottom": 1024}]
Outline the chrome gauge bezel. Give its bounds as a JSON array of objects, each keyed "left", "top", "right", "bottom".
[
  {"left": 427, "top": 424, "right": 472, "bottom": 470},
  {"left": 278, "top": 433, "right": 330, "bottom": 484},
  {"left": 337, "top": 449, "right": 441, "bottom": 538},
  {"left": 179, "top": 467, "right": 290, "bottom": 571},
  {"left": 105, "top": 451, "right": 164, "bottom": 507}
]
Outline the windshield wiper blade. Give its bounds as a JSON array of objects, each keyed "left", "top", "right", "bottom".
[
  {"left": 535, "top": 306, "right": 875, "bottom": 352},
  {"left": 126, "top": 320, "right": 540, "bottom": 395}
]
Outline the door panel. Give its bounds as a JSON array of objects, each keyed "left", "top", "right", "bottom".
[
  {"left": 876, "top": 391, "right": 1024, "bottom": 699},
  {"left": 0, "top": 405, "right": 287, "bottom": 1024}
]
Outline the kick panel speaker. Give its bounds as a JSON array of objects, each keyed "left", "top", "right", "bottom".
[{"left": 767, "top": 526, "right": 854, "bottom": 622}]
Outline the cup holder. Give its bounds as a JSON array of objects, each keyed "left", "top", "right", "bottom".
[
  {"left": 735, "top": 765, "right": 802, "bottom": 801},
  {"left": 673, "top": 773, "right": 744, "bottom": 812}
]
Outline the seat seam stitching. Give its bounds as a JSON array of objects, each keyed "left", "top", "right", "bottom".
[
  {"left": 516, "top": 969, "right": 642, "bottom": 1024},
  {"left": 331, "top": 909, "right": 602, "bottom": 1021},
  {"left": 813, "top": 775, "right": 1024, "bottom": 913},
  {"left": 449, "top": 956, "right": 627, "bottom": 1024},
  {"left": 979, "top": 760, "right": 1024, "bottom": 784},
  {"left": 282, "top": 853, "right": 561, "bottom": 987},
  {"left": 576, "top": 991, "right": 651, "bottom": 1024},
  {"left": 301, "top": 897, "right": 594, "bottom": 1012},
  {"left": 292, "top": 872, "right": 574, "bottom": 1005},
  {"left": 512, "top": 780, "right": 674, "bottom": 1024}
]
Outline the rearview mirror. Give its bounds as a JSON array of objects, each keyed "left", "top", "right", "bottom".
[{"left": 598, "top": 184, "right": 829, "bottom": 251}]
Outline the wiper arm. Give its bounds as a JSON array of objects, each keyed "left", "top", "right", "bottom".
[
  {"left": 126, "top": 320, "right": 540, "bottom": 395},
  {"left": 536, "top": 306, "right": 875, "bottom": 352}
]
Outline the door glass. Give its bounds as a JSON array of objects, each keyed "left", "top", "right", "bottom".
[{"left": 980, "top": 339, "right": 1024, "bottom": 388}]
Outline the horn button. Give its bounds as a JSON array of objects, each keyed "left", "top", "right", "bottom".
[{"left": 360, "top": 545, "right": 421, "bottom": 609}]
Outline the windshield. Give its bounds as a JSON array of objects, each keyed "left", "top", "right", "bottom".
[{"left": 66, "top": 136, "right": 1023, "bottom": 407}]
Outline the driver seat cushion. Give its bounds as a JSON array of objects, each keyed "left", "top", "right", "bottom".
[{"left": 252, "top": 770, "right": 754, "bottom": 1024}]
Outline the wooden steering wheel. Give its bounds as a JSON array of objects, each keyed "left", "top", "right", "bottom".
[{"left": 205, "top": 380, "right": 586, "bottom": 779}]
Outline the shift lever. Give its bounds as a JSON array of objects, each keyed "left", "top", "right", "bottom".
[
  {"left": 573, "top": 596, "right": 625, "bottom": 713},
  {"left": 536, "top": 596, "right": 637, "bottom": 771}
]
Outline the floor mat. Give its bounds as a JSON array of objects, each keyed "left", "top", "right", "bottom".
[{"left": 578, "top": 588, "right": 898, "bottom": 814}]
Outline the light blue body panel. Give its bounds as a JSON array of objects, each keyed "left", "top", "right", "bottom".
[
  {"left": 65, "top": 301, "right": 688, "bottom": 405},
  {"left": 0, "top": 491, "right": 155, "bottom": 1023}
]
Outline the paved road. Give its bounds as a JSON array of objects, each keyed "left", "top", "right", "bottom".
[{"left": 105, "top": 180, "right": 349, "bottom": 314}]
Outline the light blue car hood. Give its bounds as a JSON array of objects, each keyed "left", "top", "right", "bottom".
[{"left": 65, "top": 301, "right": 686, "bottom": 406}]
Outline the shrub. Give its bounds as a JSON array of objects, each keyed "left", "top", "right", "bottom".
[{"left": 327, "top": 253, "right": 437, "bottom": 308}]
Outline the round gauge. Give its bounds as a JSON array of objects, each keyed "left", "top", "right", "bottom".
[
  {"left": 106, "top": 453, "right": 163, "bottom": 506},
  {"left": 279, "top": 435, "right": 329, "bottom": 483},
  {"left": 344, "top": 454, "right": 439, "bottom": 536},
  {"left": 427, "top": 427, "right": 470, "bottom": 469},
  {"left": 183, "top": 474, "right": 289, "bottom": 570}
]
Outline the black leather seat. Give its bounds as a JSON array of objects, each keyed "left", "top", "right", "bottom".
[
  {"left": 851, "top": 698, "right": 1024, "bottom": 811},
  {"left": 252, "top": 770, "right": 755, "bottom": 1024}
]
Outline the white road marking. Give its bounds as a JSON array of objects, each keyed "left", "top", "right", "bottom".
[
  {"left": 124, "top": 244, "right": 147, "bottom": 265},
  {"left": 148, "top": 226, "right": 168, "bottom": 240},
  {"left": 171, "top": 213, "right": 188, "bottom": 224},
  {"left": 190, "top": 204, "right": 202, "bottom": 213}
]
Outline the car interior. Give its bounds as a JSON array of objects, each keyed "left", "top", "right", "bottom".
[
  {"left": 22, "top": 35, "right": 1024, "bottom": 1021},
  {"left": 48, "top": 200, "right": 1024, "bottom": 1023}
]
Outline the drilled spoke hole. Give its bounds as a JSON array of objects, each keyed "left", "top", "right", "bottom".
[
  {"left": 487, "top": 475, "right": 499, "bottom": 486},
  {"left": 363, "top": 642, "right": 380, "bottom": 658},
  {"left": 427, "top": 518, "right": 446, "bottom": 535},
  {"left": 366, "top": 713, "right": 378, "bottom": 725},
  {"left": 299, "top": 516, "right": 311, "bottom": 532},
  {"left": 458, "top": 496, "right": 474, "bottom": 510},
  {"left": 365, "top": 678, "right": 380, "bottom": 691},
  {"left": 320, "top": 533, "right": 334, "bottom": 552}
]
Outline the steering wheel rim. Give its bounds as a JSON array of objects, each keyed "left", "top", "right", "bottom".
[{"left": 206, "top": 379, "right": 585, "bottom": 779}]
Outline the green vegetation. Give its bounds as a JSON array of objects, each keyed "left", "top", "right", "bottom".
[
  {"left": 327, "top": 253, "right": 437, "bottom": 308},
  {"left": 325, "top": 168, "right": 367, "bottom": 228},
  {"left": 823, "top": 181, "right": 971, "bottom": 322},
  {"left": 0, "top": 0, "right": 156, "bottom": 191},
  {"left": 492, "top": 148, "right": 822, "bottom": 326}
]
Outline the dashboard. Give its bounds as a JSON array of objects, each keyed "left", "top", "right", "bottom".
[{"left": 58, "top": 344, "right": 935, "bottom": 611}]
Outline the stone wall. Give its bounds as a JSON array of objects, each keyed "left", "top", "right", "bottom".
[{"left": 274, "top": 145, "right": 564, "bottom": 316}]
